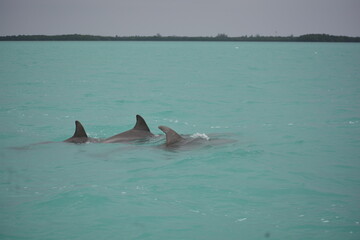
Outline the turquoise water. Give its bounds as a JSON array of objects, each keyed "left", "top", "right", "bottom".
[{"left": 1, "top": 41, "right": 360, "bottom": 239}]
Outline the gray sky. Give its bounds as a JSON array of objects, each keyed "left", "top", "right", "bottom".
[{"left": 1, "top": 0, "right": 359, "bottom": 37}]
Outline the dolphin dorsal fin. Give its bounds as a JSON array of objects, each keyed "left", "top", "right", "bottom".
[
  {"left": 73, "top": 120, "right": 88, "bottom": 138},
  {"left": 133, "top": 115, "right": 151, "bottom": 132},
  {"left": 158, "top": 126, "right": 184, "bottom": 145}
]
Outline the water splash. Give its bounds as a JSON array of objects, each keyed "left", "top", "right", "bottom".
[{"left": 190, "top": 133, "right": 210, "bottom": 141}]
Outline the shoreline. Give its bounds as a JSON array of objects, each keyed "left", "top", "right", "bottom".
[{"left": 1, "top": 34, "right": 360, "bottom": 42}]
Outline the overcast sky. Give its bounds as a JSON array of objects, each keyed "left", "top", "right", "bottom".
[{"left": 0, "top": 0, "right": 359, "bottom": 37}]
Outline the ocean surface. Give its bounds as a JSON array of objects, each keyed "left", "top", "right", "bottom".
[{"left": 0, "top": 41, "right": 359, "bottom": 240}]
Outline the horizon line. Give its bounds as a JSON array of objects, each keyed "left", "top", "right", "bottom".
[
  {"left": 1, "top": 33, "right": 360, "bottom": 43},
  {"left": 1, "top": 33, "right": 360, "bottom": 38}
]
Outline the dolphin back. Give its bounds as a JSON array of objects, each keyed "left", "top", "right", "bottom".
[
  {"left": 64, "top": 121, "right": 89, "bottom": 143},
  {"left": 133, "top": 115, "right": 151, "bottom": 132},
  {"left": 158, "top": 125, "right": 184, "bottom": 146}
]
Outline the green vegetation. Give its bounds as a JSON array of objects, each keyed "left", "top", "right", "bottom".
[{"left": 0, "top": 33, "right": 359, "bottom": 42}]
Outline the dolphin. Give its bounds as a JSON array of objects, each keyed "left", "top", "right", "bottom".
[
  {"left": 158, "top": 125, "right": 208, "bottom": 149},
  {"left": 158, "top": 125, "right": 186, "bottom": 146},
  {"left": 102, "top": 115, "right": 154, "bottom": 143},
  {"left": 64, "top": 120, "right": 101, "bottom": 143},
  {"left": 9, "top": 120, "right": 94, "bottom": 149},
  {"left": 158, "top": 125, "right": 236, "bottom": 149}
]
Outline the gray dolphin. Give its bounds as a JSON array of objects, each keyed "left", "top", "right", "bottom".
[
  {"left": 64, "top": 120, "right": 100, "bottom": 143},
  {"left": 158, "top": 125, "right": 186, "bottom": 146},
  {"left": 158, "top": 125, "right": 236, "bottom": 149},
  {"left": 158, "top": 125, "right": 207, "bottom": 149},
  {"left": 102, "top": 115, "right": 154, "bottom": 143}
]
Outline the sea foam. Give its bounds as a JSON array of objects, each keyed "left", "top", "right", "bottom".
[{"left": 190, "top": 133, "right": 210, "bottom": 140}]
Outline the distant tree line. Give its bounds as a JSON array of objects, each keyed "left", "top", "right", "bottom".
[{"left": 0, "top": 33, "right": 359, "bottom": 42}]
